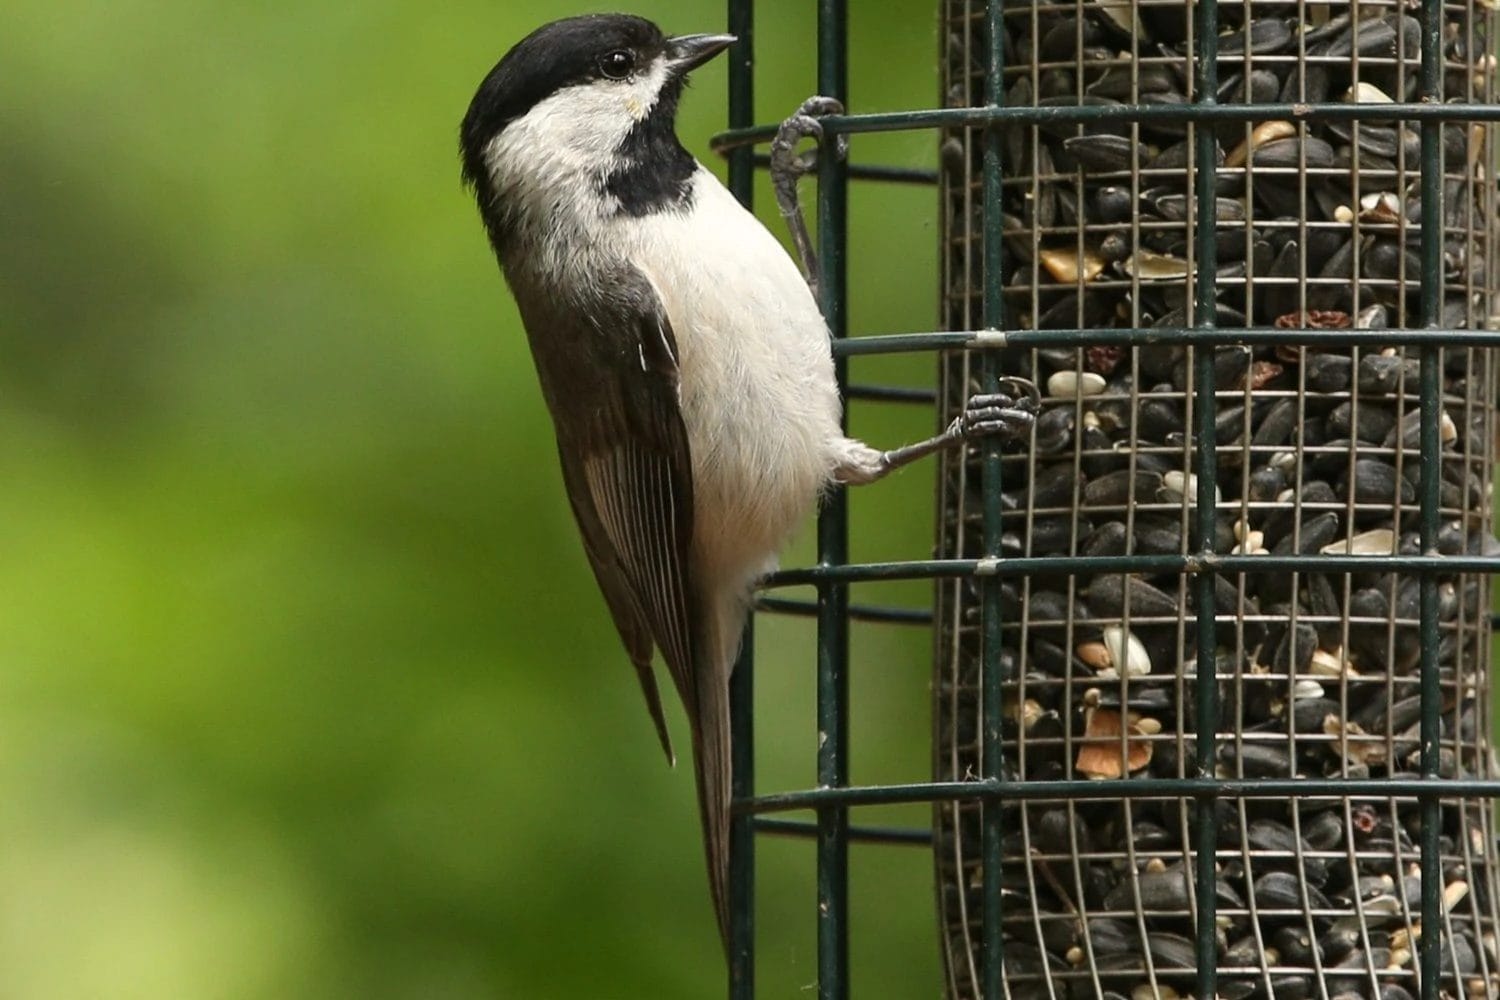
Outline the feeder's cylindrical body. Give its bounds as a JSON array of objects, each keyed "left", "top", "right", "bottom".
[{"left": 934, "top": 0, "right": 1500, "bottom": 996}]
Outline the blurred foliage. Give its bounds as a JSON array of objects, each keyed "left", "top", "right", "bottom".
[{"left": 1, "top": 0, "right": 950, "bottom": 996}]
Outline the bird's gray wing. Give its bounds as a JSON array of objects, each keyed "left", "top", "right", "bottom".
[
  {"left": 520, "top": 267, "right": 699, "bottom": 758},
  {"left": 520, "top": 265, "right": 732, "bottom": 947}
]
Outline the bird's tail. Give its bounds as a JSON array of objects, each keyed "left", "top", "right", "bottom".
[
  {"left": 689, "top": 666, "right": 733, "bottom": 950},
  {"left": 689, "top": 585, "right": 749, "bottom": 952}
]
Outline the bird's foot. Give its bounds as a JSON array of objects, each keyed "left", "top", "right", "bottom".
[
  {"left": 833, "top": 377, "right": 1041, "bottom": 485},
  {"left": 770, "top": 96, "right": 849, "bottom": 180},
  {"left": 770, "top": 96, "right": 849, "bottom": 298},
  {"left": 954, "top": 377, "right": 1041, "bottom": 443}
]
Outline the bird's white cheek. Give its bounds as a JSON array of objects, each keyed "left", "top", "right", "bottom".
[
  {"left": 482, "top": 60, "right": 674, "bottom": 201},
  {"left": 623, "top": 61, "right": 670, "bottom": 121},
  {"left": 488, "top": 86, "right": 632, "bottom": 178}
]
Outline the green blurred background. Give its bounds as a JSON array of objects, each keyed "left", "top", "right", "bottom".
[{"left": 1, "top": 1, "right": 952, "bottom": 996}]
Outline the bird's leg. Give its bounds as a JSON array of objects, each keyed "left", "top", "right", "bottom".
[
  {"left": 770, "top": 96, "right": 849, "bottom": 300},
  {"left": 833, "top": 378, "right": 1041, "bottom": 485}
]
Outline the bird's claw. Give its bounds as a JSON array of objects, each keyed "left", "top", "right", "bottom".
[
  {"left": 771, "top": 96, "right": 848, "bottom": 296},
  {"left": 956, "top": 377, "right": 1041, "bottom": 442},
  {"left": 770, "top": 96, "right": 850, "bottom": 180}
]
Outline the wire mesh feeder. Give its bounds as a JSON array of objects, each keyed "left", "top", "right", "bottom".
[
  {"left": 712, "top": 0, "right": 1500, "bottom": 997},
  {"left": 934, "top": 0, "right": 1500, "bottom": 998}
]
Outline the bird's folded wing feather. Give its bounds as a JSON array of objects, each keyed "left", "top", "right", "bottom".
[
  {"left": 521, "top": 263, "right": 734, "bottom": 945},
  {"left": 528, "top": 267, "right": 699, "bottom": 756},
  {"left": 558, "top": 453, "right": 680, "bottom": 763}
]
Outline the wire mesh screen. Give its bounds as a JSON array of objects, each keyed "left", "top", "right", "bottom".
[{"left": 934, "top": 0, "right": 1500, "bottom": 998}]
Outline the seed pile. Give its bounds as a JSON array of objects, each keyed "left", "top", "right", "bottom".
[{"left": 933, "top": 0, "right": 1500, "bottom": 997}]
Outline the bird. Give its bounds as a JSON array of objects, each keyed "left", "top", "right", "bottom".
[{"left": 458, "top": 12, "right": 1036, "bottom": 947}]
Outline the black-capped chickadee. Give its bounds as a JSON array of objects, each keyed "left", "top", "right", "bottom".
[{"left": 459, "top": 12, "right": 1035, "bottom": 946}]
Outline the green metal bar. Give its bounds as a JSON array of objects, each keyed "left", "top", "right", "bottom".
[
  {"left": 764, "top": 553, "right": 1500, "bottom": 588},
  {"left": 979, "top": 0, "right": 1006, "bottom": 996},
  {"left": 754, "top": 595, "right": 931, "bottom": 625},
  {"left": 843, "top": 384, "right": 935, "bottom": 403},
  {"left": 1417, "top": 0, "right": 1445, "bottom": 991},
  {"left": 1189, "top": 0, "right": 1221, "bottom": 991},
  {"left": 729, "top": 153, "right": 937, "bottom": 185},
  {"left": 760, "top": 597, "right": 1500, "bottom": 631},
  {"left": 763, "top": 596, "right": 1500, "bottom": 632},
  {"left": 754, "top": 818, "right": 933, "bottom": 845},
  {"left": 829, "top": 328, "right": 1500, "bottom": 356},
  {"left": 737, "top": 777, "right": 1500, "bottom": 813},
  {"left": 725, "top": 7, "right": 755, "bottom": 995},
  {"left": 814, "top": 1, "right": 849, "bottom": 997},
  {"left": 726, "top": 16, "right": 754, "bottom": 204},
  {"left": 709, "top": 99, "right": 1500, "bottom": 148}
]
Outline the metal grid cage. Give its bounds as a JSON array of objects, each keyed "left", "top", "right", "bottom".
[{"left": 712, "top": 0, "right": 1500, "bottom": 997}]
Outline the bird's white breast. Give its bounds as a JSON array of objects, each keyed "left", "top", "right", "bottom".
[{"left": 618, "top": 168, "right": 844, "bottom": 585}]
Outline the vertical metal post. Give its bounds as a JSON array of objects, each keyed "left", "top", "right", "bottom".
[
  {"left": 725, "top": 5, "right": 756, "bottom": 997},
  {"left": 1189, "top": 0, "right": 1220, "bottom": 993},
  {"left": 726, "top": 3, "right": 754, "bottom": 206},
  {"left": 815, "top": 1, "right": 850, "bottom": 998},
  {"left": 979, "top": 2, "right": 1006, "bottom": 998},
  {"left": 1416, "top": 0, "right": 1444, "bottom": 993}
]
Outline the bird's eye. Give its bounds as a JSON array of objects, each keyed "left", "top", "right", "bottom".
[{"left": 598, "top": 50, "right": 635, "bottom": 79}]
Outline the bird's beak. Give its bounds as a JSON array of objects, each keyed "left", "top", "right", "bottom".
[{"left": 667, "top": 33, "right": 737, "bottom": 76}]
